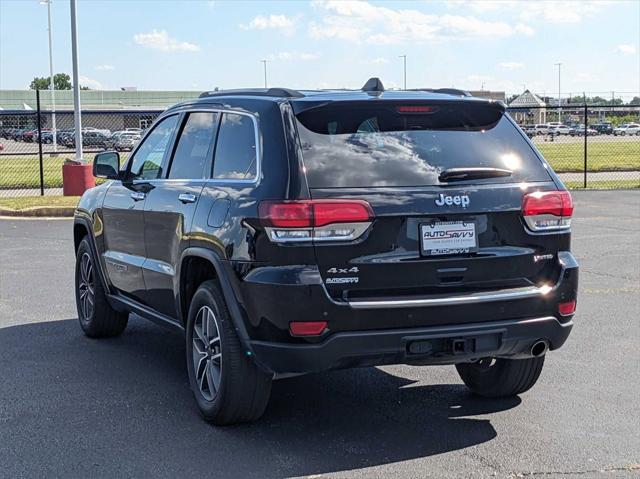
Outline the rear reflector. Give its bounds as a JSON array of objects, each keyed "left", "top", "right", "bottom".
[
  {"left": 260, "top": 200, "right": 373, "bottom": 243},
  {"left": 522, "top": 190, "right": 573, "bottom": 231},
  {"left": 558, "top": 300, "right": 577, "bottom": 316},
  {"left": 289, "top": 321, "right": 327, "bottom": 336}
]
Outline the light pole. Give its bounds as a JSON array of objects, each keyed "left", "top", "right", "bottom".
[
  {"left": 70, "top": 0, "right": 83, "bottom": 162},
  {"left": 555, "top": 62, "right": 562, "bottom": 123},
  {"left": 41, "top": 0, "right": 57, "bottom": 152},
  {"left": 261, "top": 60, "right": 268, "bottom": 88},
  {"left": 399, "top": 55, "right": 407, "bottom": 90}
]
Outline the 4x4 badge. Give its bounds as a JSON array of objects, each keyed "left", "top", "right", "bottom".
[{"left": 435, "top": 193, "right": 470, "bottom": 208}]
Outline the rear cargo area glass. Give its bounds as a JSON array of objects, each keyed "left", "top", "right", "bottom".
[{"left": 295, "top": 103, "right": 551, "bottom": 188}]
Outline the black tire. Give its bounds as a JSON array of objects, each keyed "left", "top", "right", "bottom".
[
  {"left": 455, "top": 356, "right": 545, "bottom": 398},
  {"left": 75, "top": 237, "right": 128, "bottom": 337},
  {"left": 186, "top": 280, "right": 272, "bottom": 425}
]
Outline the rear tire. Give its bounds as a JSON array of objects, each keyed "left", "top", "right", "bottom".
[
  {"left": 75, "top": 237, "right": 128, "bottom": 337},
  {"left": 456, "top": 356, "right": 545, "bottom": 398},
  {"left": 186, "top": 280, "right": 272, "bottom": 425}
]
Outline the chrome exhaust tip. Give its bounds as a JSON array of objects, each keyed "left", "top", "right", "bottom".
[{"left": 531, "top": 340, "right": 549, "bottom": 357}]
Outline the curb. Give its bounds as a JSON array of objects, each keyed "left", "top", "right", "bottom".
[{"left": 0, "top": 206, "right": 75, "bottom": 218}]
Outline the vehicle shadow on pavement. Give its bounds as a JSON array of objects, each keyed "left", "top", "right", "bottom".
[{"left": 0, "top": 316, "right": 520, "bottom": 478}]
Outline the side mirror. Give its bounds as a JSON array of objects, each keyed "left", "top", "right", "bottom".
[{"left": 93, "top": 151, "right": 120, "bottom": 179}]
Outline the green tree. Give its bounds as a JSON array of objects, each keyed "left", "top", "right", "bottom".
[
  {"left": 29, "top": 73, "right": 73, "bottom": 90},
  {"left": 630, "top": 97, "right": 640, "bottom": 106}
]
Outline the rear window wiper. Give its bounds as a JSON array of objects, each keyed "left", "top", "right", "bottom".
[{"left": 439, "top": 167, "right": 512, "bottom": 182}]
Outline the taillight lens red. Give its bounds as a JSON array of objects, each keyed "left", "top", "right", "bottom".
[
  {"left": 259, "top": 200, "right": 373, "bottom": 228},
  {"left": 259, "top": 202, "right": 312, "bottom": 228},
  {"left": 289, "top": 321, "right": 327, "bottom": 336},
  {"left": 558, "top": 300, "right": 576, "bottom": 316},
  {"left": 522, "top": 190, "right": 573, "bottom": 231},
  {"left": 396, "top": 105, "right": 439, "bottom": 114},
  {"left": 522, "top": 190, "right": 573, "bottom": 217}
]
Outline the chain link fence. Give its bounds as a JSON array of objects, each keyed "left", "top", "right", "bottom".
[
  {"left": 507, "top": 104, "right": 640, "bottom": 189},
  {"left": 0, "top": 92, "right": 638, "bottom": 198}
]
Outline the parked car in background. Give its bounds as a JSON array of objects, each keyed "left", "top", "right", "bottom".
[
  {"left": 114, "top": 132, "right": 141, "bottom": 151},
  {"left": 21, "top": 129, "right": 38, "bottom": 142},
  {"left": 613, "top": 123, "right": 640, "bottom": 136},
  {"left": 40, "top": 130, "right": 54, "bottom": 143},
  {"left": 62, "top": 130, "right": 111, "bottom": 149},
  {"left": 548, "top": 125, "right": 572, "bottom": 136},
  {"left": 591, "top": 123, "right": 613, "bottom": 135},
  {"left": 522, "top": 124, "right": 536, "bottom": 137},
  {"left": 532, "top": 124, "right": 549, "bottom": 135},
  {"left": 569, "top": 125, "right": 598, "bottom": 136}
]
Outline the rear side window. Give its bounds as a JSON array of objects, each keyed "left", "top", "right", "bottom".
[
  {"left": 212, "top": 113, "right": 257, "bottom": 180},
  {"left": 168, "top": 112, "right": 218, "bottom": 179},
  {"left": 296, "top": 103, "right": 551, "bottom": 188}
]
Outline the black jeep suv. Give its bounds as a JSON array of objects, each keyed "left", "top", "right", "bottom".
[{"left": 73, "top": 79, "right": 578, "bottom": 425}]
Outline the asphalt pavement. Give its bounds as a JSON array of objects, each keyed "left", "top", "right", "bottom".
[{"left": 0, "top": 191, "right": 638, "bottom": 478}]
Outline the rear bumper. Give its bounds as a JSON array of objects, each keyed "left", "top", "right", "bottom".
[
  {"left": 232, "top": 251, "right": 578, "bottom": 374},
  {"left": 251, "top": 316, "right": 573, "bottom": 374}
]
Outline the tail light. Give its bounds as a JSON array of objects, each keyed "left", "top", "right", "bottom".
[
  {"left": 259, "top": 200, "right": 374, "bottom": 243},
  {"left": 522, "top": 190, "right": 573, "bottom": 231}
]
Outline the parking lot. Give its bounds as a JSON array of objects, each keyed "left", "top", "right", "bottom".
[{"left": 0, "top": 191, "right": 638, "bottom": 478}]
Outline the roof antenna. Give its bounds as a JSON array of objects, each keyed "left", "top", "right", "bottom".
[{"left": 361, "top": 77, "right": 385, "bottom": 93}]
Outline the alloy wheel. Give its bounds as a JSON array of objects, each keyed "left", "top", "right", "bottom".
[
  {"left": 192, "top": 305, "right": 222, "bottom": 401},
  {"left": 78, "top": 252, "right": 95, "bottom": 320}
]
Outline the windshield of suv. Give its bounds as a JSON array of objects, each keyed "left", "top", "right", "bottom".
[{"left": 295, "top": 103, "right": 551, "bottom": 188}]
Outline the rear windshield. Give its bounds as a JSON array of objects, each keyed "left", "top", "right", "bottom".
[{"left": 295, "top": 103, "right": 551, "bottom": 188}]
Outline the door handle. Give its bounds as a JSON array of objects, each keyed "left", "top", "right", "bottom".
[
  {"left": 130, "top": 191, "right": 146, "bottom": 201},
  {"left": 178, "top": 193, "right": 197, "bottom": 204}
]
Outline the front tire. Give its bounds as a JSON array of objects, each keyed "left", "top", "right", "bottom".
[
  {"left": 456, "top": 356, "right": 545, "bottom": 398},
  {"left": 75, "top": 237, "right": 128, "bottom": 337},
  {"left": 186, "top": 280, "right": 272, "bottom": 425}
]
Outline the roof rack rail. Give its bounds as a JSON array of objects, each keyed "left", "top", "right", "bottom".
[
  {"left": 199, "top": 88, "right": 304, "bottom": 99},
  {"left": 362, "top": 77, "right": 385, "bottom": 93},
  {"left": 422, "top": 88, "right": 472, "bottom": 97}
]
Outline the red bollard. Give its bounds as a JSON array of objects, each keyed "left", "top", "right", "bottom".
[{"left": 62, "top": 162, "right": 95, "bottom": 196}]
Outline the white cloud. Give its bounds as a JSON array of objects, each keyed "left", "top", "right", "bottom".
[
  {"left": 240, "top": 14, "right": 298, "bottom": 34},
  {"left": 614, "top": 44, "right": 636, "bottom": 55},
  {"left": 499, "top": 62, "right": 524, "bottom": 70},
  {"left": 268, "top": 51, "right": 319, "bottom": 61},
  {"left": 79, "top": 75, "right": 103, "bottom": 90},
  {"left": 94, "top": 64, "right": 115, "bottom": 71},
  {"left": 308, "top": 0, "right": 533, "bottom": 44},
  {"left": 133, "top": 30, "right": 200, "bottom": 52},
  {"left": 449, "top": 0, "right": 608, "bottom": 24},
  {"left": 365, "top": 57, "right": 389, "bottom": 65}
]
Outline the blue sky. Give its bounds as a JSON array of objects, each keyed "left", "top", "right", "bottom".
[{"left": 1, "top": 0, "right": 638, "bottom": 99}]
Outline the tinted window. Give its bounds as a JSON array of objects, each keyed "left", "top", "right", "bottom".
[
  {"left": 129, "top": 115, "right": 179, "bottom": 180},
  {"left": 296, "top": 103, "right": 551, "bottom": 188},
  {"left": 213, "top": 113, "right": 257, "bottom": 180},
  {"left": 168, "top": 112, "right": 218, "bottom": 179}
]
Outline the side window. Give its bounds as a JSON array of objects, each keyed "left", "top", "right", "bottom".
[
  {"left": 213, "top": 113, "right": 257, "bottom": 180},
  {"left": 129, "top": 115, "right": 179, "bottom": 180},
  {"left": 168, "top": 112, "right": 218, "bottom": 179}
]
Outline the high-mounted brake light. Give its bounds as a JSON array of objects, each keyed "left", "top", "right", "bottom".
[
  {"left": 522, "top": 190, "right": 573, "bottom": 232},
  {"left": 396, "top": 105, "right": 439, "bottom": 114},
  {"left": 259, "top": 200, "right": 374, "bottom": 243}
]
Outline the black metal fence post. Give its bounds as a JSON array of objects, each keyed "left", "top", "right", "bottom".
[
  {"left": 583, "top": 104, "right": 588, "bottom": 189},
  {"left": 36, "top": 90, "right": 45, "bottom": 196}
]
